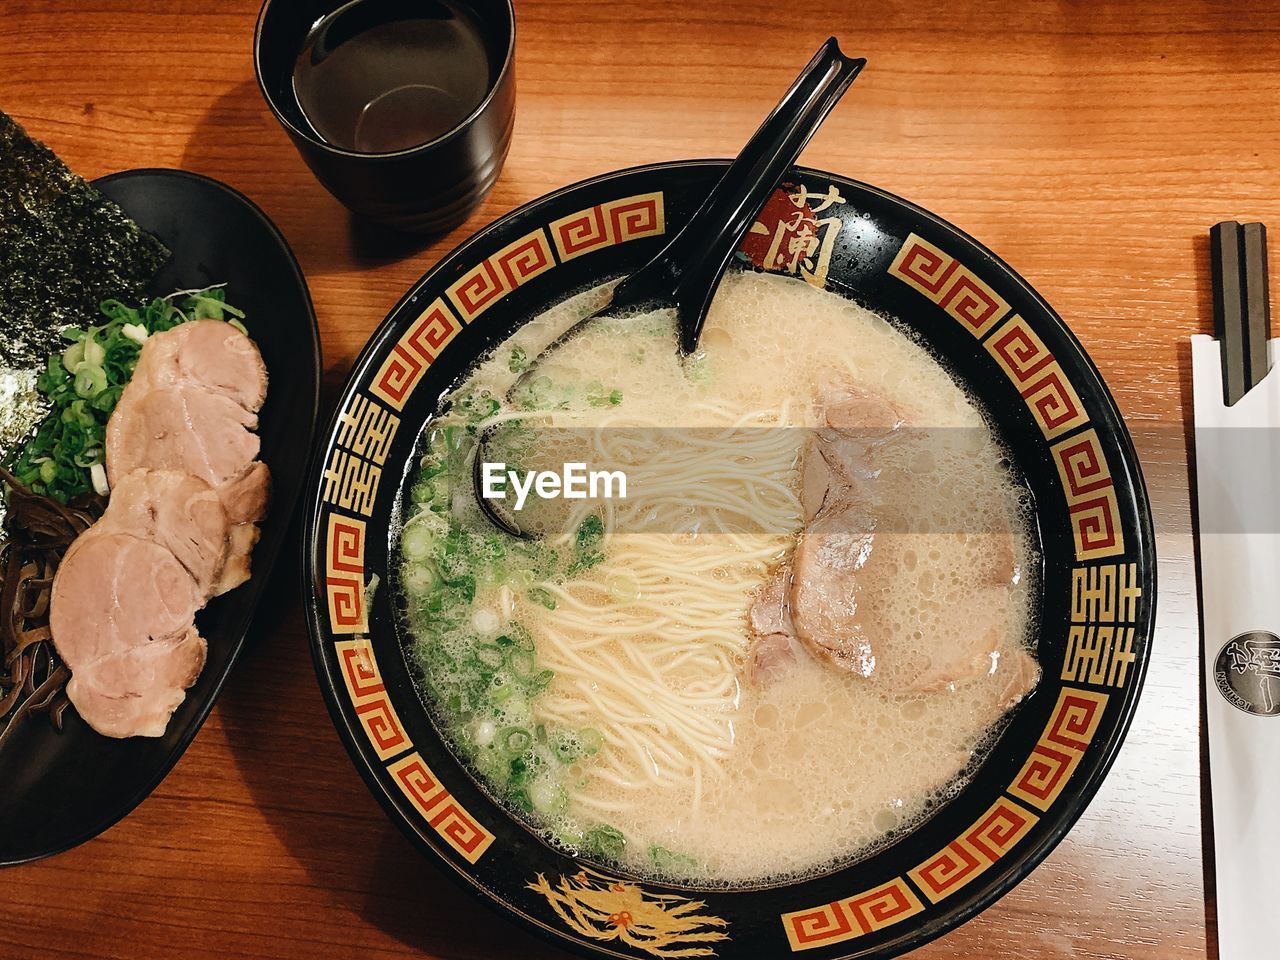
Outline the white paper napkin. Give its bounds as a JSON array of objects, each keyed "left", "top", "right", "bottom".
[{"left": 1191, "top": 334, "right": 1280, "bottom": 960}]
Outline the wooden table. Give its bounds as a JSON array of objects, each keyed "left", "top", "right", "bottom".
[{"left": 3, "top": 0, "right": 1262, "bottom": 955}]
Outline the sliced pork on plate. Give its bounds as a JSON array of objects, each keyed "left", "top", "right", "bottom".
[
  {"left": 49, "top": 320, "right": 271, "bottom": 738},
  {"left": 129, "top": 316, "right": 268, "bottom": 412},
  {"left": 95, "top": 469, "right": 256, "bottom": 600},
  {"left": 107, "top": 319, "right": 271, "bottom": 523},
  {"left": 50, "top": 531, "right": 207, "bottom": 739}
]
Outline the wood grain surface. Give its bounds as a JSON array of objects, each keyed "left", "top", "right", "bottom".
[{"left": 2, "top": 0, "right": 1265, "bottom": 956}]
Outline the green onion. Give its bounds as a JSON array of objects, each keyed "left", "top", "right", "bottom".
[
  {"left": 577, "top": 514, "right": 604, "bottom": 549},
  {"left": 73, "top": 364, "right": 107, "bottom": 398},
  {"left": 472, "top": 719, "right": 497, "bottom": 747},
  {"left": 551, "top": 731, "right": 581, "bottom": 764},
  {"left": 61, "top": 340, "right": 84, "bottom": 372},
  {"left": 583, "top": 825, "right": 626, "bottom": 861},
  {"left": 428, "top": 473, "right": 450, "bottom": 508},
  {"left": 527, "top": 586, "right": 557, "bottom": 610},
  {"left": 501, "top": 727, "right": 532, "bottom": 754},
  {"left": 529, "top": 777, "right": 568, "bottom": 815},
  {"left": 473, "top": 643, "right": 504, "bottom": 670},
  {"left": 489, "top": 674, "right": 514, "bottom": 704},
  {"left": 569, "top": 514, "right": 606, "bottom": 573},
  {"left": 89, "top": 463, "right": 109, "bottom": 496},
  {"left": 509, "top": 788, "right": 533, "bottom": 813},
  {"left": 459, "top": 390, "right": 500, "bottom": 422},
  {"left": 6, "top": 285, "right": 247, "bottom": 502},
  {"left": 73, "top": 446, "right": 102, "bottom": 469},
  {"left": 403, "top": 562, "right": 442, "bottom": 596},
  {"left": 688, "top": 355, "right": 712, "bottom": 384},
  {"left": 586, "top": 381, "right": 624, "bottom": 407},
  {"left": 578, "top": 727, "right": 603, "bottom": 756},
  {"left": 649, "top": 845, "right": 698, "bottom": 872},
  {"left": 402, "top": 524, "right": 437, "bottom": 561},
  {"left": 82, "top": 336, "right": 106, "bottom": 368},
  {"left": 507, "top": 649, "right": 537, "bottom": 679},
  {"left": 525, "top": 669, "right": 554, "bottom": 695}
]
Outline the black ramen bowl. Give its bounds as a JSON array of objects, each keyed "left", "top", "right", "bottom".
[{"left": 301, "top": 161, "right": 1155, "bottom": 960}]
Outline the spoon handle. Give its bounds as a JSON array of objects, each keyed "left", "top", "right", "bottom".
[{"left": 611, "top": 37, "right": 866, "bottom": 353}]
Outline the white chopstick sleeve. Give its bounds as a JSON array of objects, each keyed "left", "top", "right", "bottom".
[{"left": 1191, "top": 334, "right": 1280, "bottom": 960}]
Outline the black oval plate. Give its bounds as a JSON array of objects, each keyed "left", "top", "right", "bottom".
[
  {"left": 0, "top": 169, "right": 320, "bottom": 865},
  {"left": 302, "top": 161, "right": 1155, "bottom": 960}
]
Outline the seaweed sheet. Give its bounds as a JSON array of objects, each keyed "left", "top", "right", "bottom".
[{"left": 0, "top": 109, "right": 169, "bottom": 477}]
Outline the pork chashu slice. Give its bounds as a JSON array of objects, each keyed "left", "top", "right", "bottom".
[
  {"left": 96, "top": 468, "right": 257, "bottom": 599},
  {"left": 749, "top": 381, "right": 1039, "bottom": 706},
  {"left": 105, "top": 320, "right": 271, "bottom": 523},
  {"left": 50, "top": 531, "right": 206, "bottom": 738},
  {"left": 131, "top": 318, "right": 268, "bottom": 413},
  {"left": 97, "top": 469, "right": 227, "bottom": 599}
]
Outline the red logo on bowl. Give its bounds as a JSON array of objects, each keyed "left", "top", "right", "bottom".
[{"left": 738, "top": 183, "right": 846, "bottom": 287}]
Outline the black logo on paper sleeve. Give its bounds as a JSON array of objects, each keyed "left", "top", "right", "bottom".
[{"left": 1215, "top": 631, "right": 1280, "bottom": 716}]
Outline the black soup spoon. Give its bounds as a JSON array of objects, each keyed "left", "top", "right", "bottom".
[{"left": 475, "top": 37, "right": 866, "bottom": 536}]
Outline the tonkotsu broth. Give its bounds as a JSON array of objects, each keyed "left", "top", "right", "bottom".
[{"left": 396, "top": 270, "right": 1038, "bottom": 884}]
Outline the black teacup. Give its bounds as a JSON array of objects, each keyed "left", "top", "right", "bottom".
[{"left": 254, "top": 0, "right": 515, "bottom": 233}]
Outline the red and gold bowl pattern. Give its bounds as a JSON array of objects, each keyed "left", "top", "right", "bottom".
[{"left": 302, "top": 162, "right": 1155, "bottom": 960}]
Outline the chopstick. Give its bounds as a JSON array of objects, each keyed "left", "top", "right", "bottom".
[
  {"left": 1211, "top": 220, "right": 1273, "bottom": 405},
  {"left": 1242, "top": 222, "right": 1271, "bottom": 393}
]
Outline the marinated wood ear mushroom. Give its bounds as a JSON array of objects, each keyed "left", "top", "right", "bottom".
[{"left": 0, "top": 467, "right": 104, "bottom": 745}]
